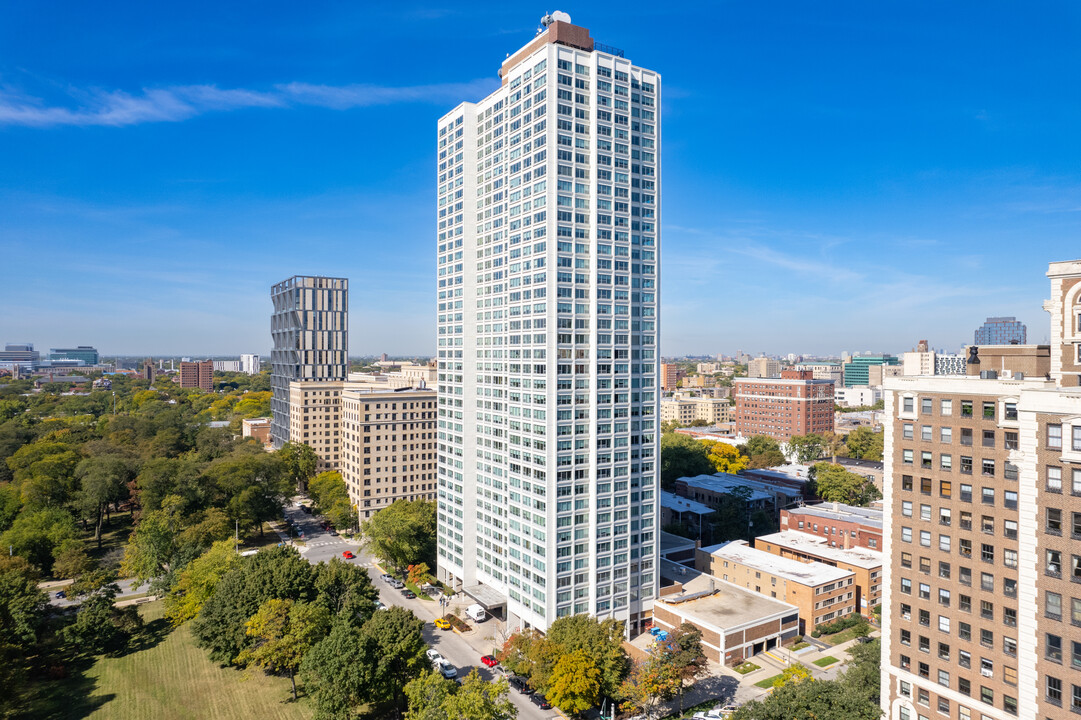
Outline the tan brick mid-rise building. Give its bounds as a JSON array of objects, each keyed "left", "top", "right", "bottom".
[
  {"left": 340, "top": 387, "right": 437, "bottom": 520},
  {"left": 734, "top": 370, "right": 834, "bottom": 441},
  {"left": 179, "top": 360, "right": 213, "bottom": 392},
  {"left": 660, "top": 396, "right": 731, "bottom": 425},
  {"left": 289, "top": 380, "right": 343, "bottom": 472},
  {"left": 881, "top": 259, "right": 1081, "bottom": 720},
  {"left": 755, "top": 530, "right": 883, "bottom": 617},
  {"left": 661, "top": 363, "right": 683, "bottom": 391},
  {"left": 697, "top": 540, "right": 856, "bottom": 633}
]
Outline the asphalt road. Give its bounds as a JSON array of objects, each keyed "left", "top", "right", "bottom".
[{"left": 46, "top": 577, "right": 151, "bottom": 608}]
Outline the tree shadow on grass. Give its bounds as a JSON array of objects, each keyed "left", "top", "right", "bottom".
[
  {"left": 17, "top": 654, "right": 114, "bottom": 720},
  {"left": 117, "top": 615, "right": 172, "bottom": 656}
]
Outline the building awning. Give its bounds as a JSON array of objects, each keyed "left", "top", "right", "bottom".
[{"left": 463, "top": 584, "right": 506, "bottom": 610}]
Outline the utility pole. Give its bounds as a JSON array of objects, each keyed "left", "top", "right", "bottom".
[{"left": 235, "top": 519, "right": 239, "bottom": 554}]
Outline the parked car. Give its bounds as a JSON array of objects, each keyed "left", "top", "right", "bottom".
[
  {"left": 401, "top": 589, "right": 416, "bottom": 599},
  {"left": 426, "top": 649, "right": 444, "bottom": 664},
  {"left": 436, "top": 659, "right": 457, "bottom": 678},
  {"left": 434, "top": 618, "right": 452, "bottom": 630},
  {"left": 480, "top": 654, "right": 498, "bottom": 668},
  {"left": 509, "top": 676, "right": 533, "bottom": 695},
  {"left": 374, "top": 600, "right": 386, "bottom": 611},
  {"left": 381, "top": 573, "right": 393, "bottom": 582},
  {"left": 389, "top": 579, "right": 405, "bottom": 589},
  {"left": 530, "top": 694, "right": 552, "bottom": 710},
  {"left": 341, "top": 551, "right": 355, "bottom": 559},
  {"left": 55, "top": 590, "right": 66, "bottom": 599}
]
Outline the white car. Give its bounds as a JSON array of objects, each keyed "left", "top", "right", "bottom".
[
  {"left": 436, "top": 659, "right": 458, "bottom": 678},
  {"left": 426, "top": 649, "right": 444, "bottom": 664}
]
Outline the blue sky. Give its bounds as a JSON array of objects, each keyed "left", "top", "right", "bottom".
[{"left": 1, "top": 2, "right": 1078, "bottom": 357}]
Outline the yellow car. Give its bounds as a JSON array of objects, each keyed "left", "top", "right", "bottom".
[{"left": 434, "top": 618, "right": 452, "bottom": 630}]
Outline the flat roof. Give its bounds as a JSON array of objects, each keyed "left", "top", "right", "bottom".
[
  {"left": 755, "top": 531, "right": 883, "bottom": 570},
  {"left": 463, "top": 584, "right": 505, "bottom": 609},
  {"left": 658, "top": 559, "right": 797, "bottom": 630},
  {"left": 661, "top": 490, "right": 714, "bottom": 516},
  {"left": 703, "top": 541, "right": 853, "bottom": 586},
  {"left": 677, "top": 473, "right": 803, "bottom": 500},
  {"left": 787, "top": 502, "right": 883, "bottom": 530},
  {"left": 659, "top": 530, "right": 697, "bottom": 556}
]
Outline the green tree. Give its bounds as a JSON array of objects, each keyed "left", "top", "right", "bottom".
[
  {"left": 236, "top": 598, "right": 332, "bottom": 700},
  {"left": 313, "top": 557, "right": 379, "bottom": 626},
  {"left": 787, "top": 434, "right": 825, "bottom": 465},
  {"left": 8, "top": 442, "right": 82, "bottom": 509},
  {"left": 705, "top": 441, "right": 748, "bottom": 474},
  {"left": 441, "top": 669, "right": 516, "bottom": 720},
  {"left": 278, "top": 442, "right": 318, "bottom": 490},
  {"left": 547, "top": 614, "right": 629, "bottom": 698},
  {"left": 660, "top": 432, "right": 713, "bottom": 490},
  {"left": 301, "top": 623, "right": 369, "bottom": 720},
  {"left": 405, "top": 669, "right": 458, "bottom": 720},
  {"left": 668, "top": 623, "right": 708, "bottom": 711},
  {"left": 496, "top": 629, "right": 544, "bottom": 678},
  {"left": 309, "top": 471, "right": 356, "bottom": 532},
  {"left": 0, "top": 556, "right": 48, "bottom": 716},
  {"left": 0, "top": 507, "right": 78, "bottom": 573},
  {"left": 845, "top": 427, "right": 884, "bottom": 461},
  {"left": 165, "top": 539, "right": 241, "bottom": 625},
  {"left": 812, "top": 462, "right": 881, "bottom": 506},
  {"left": 357, "top": 605, "right": 429, "bottom": 713},
  {"left": 205, "top": 453, "right": 291, "bottom": 537},
  {"left": 740, "top": 435, "right": 785, "bottom": 469},
  {"left": 0, "top": 484, "right": 21, "bottom": 532},
  {"left": 59, "top": 573, "right": 143, "bottom": 656},
  {"left": 52, "top": 539, "right": 95, "bottom": 580},
  {"left": 360, "top": 499, "right": 436, "bottom": 572},
  {"left": 74, "top": 455, "right": 132, "bottom": 549},
  {"left": 547, "top": 649, "right": 601, "bottom": 715},
  {"left": 731, "top": 667, "right": 881, "bottom": 720},
  {"left": 618, "top": 653, "right": 681, "bottom": 720},
  {"left": 191, "top": 544, "right": 317, "bottom": 664}
]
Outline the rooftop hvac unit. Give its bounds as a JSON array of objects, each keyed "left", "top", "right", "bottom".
[{"left": 979, "top": 370, "right": 998, "bottom": 380}]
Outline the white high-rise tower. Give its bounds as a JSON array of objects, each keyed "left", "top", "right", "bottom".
[{"left": 435, "top": 12, "right": 660, "bottom": 634}]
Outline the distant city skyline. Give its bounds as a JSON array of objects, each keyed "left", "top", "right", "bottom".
[{"left": 2, "top": 2, "right": 1077, "bottom": 356}]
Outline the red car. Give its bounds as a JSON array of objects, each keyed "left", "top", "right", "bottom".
[
  {"left": 480, "top": 655, "right": 498, "bottom": 668},
  {"left": 342, "top": 551, "right": 355, "bottom": 559}
]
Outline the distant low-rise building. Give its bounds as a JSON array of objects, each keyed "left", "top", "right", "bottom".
[
  {"left": 697, "top": 540, "right": 857, "bottom": 633},
  {"left": 660, "top": 396, "right": 731, "bottom": 425},
  {"left": 842, "top": 355, "right": 899, "bottom": 387},
  {"left": 240, "top": 353, "right": 262, "bottom": 375},
  {"left": 696, "top": 362, "right": 721, "bottom": 375},
  {"left": 242, "top": 417, "right": 272, "bottom": 446},
  {"left": 213, "top": 360, "right": 242, "bottom": 372},
  {"left": 795, "top": 362, "right": 843, "bottom": 385},
  {"left": 48, "top": 346, "right": 99, "bottom": 366},
  {"left": 834, "top": 385, "right": 882, "bottom": 408},
  {"left": 673, "top": 472, "right": 803, "bottom": 515}
]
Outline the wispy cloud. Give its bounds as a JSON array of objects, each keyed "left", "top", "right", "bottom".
[{"left": 0, "top": 78, "right": 499, "bottom": 128}]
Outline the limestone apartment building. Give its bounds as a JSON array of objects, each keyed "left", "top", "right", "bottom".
[
  {"left": 435, "top": 13, "right": 661, "bottom": 633},
  {"left": 881, "top": 259, "right": 1081, "bottom": 720}
]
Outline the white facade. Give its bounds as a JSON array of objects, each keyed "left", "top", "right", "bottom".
[
  {"left": 435, "top": 18, "right": 660, "bottom": 633},
  {"left": 834, "top": 385, "right": 882, "bottom": 408},
  {"left": 213, "top": 360, "right": 242, "bottom": 372},
  {"left": 240, "top": 353, "right": 261, "bottom": 375}
]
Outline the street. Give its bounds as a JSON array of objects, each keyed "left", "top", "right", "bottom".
[
  {"left": 43, "top": 576, "right": 152, "bottom": 609},
  {"left": 280, "top": 501, "right": 556, "bottom": 720}
]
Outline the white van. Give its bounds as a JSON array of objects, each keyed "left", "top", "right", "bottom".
[{"left": 465, "top": 603, "right": 487, "bottom": 622}]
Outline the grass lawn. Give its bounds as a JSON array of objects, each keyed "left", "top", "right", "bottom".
[
  {"left": 404, "top": 579, "right": 433, "bottom": 600},
  {"left": 733, "top": 661, "right": 760, "bottom": 675},
  {"left": 754, "top": 673, "right": 785, "bottom": 689},
  {"left": 813, "top": 656, "right": 840, "bottom": 667},
  {"left": 818, "top": 626, "right": 869, "bottom": 646},
  {"left": 25, "top": 601, "right": 312, "bottom": 720},
  {"left": 789, "top": 641, "right": 810, "bottom": 651}
]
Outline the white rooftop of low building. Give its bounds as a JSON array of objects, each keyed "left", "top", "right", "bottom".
[
  {"left": 661, "top": 490, "right": 714, "bottom": 516},
  {"left": 678, "top": 473, "right": 803, "bottom": 500},
  {"left": 703, "top": 540, "right": 854, "bottom": 585},
  {"left": 787, "top": 502, "right": 883, "bottom": 529},
  {"left": 657, "top": 559, "right": 798, "bottom": 629},
  {"left": 755, "top": 531, "right": 883, "bottom": 569}
]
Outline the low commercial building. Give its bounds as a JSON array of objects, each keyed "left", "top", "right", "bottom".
[
  {"left": 340, "top": 386, "right": 437, "bottom": 520},
  {"left": 660, "top": 491, "right": 714, "bottom": 533},
  {"left": 654, "top": 559, "right": 800, "bottom": 664},
  {"left": 754, "top": 530, "right": 883, "bottom": 616},
  {"left": 242, "top": 417, "right": 272, "bottom": 446},
  {"left": 780, "top": 502, "right": 883, "bottom": 550},
  {"left": 835, "top": 385, "right": 882, "bottom": 408},
  {"left": 697, "top": 540, "right": 856, "bottom": 633}
]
